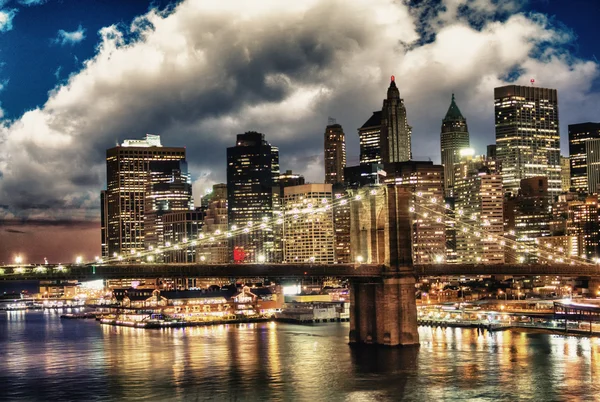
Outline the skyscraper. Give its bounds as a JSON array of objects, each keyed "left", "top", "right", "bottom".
[
  {"left": 381, "top": 75, "right": 412, "bottom": 163},
  {"left": 383, "top": 161, "right": 445, "bottom": 264},
  {"left": 324, "top": 120, "right": 346, "bottom": 185},
  {"left": 453, "top": 153, "right": 504, "bottom": 264},
  {"left": 144, "top": 161, "right": 194, "bottom": 250},
  {"left": 227, "top": 132, "right": 280, "bottom": 263},
  {"left": 560, "top": 155, "right": 571, "bottom": 193},
  {"left": 586, "top": 138, "right": 600, "bottom": 194},
  {"left": 495, "top": 85, "right": 560, "bottom": 198},
  {"left": 103, "top": 134, "right": 188, "bottom": 258},
  {"left": 358, "top": 111, "right": 382, "bottom": 165},
  {"left": 283, "top": 183, "right": 335, "bottom": 264},
  {"left": 440, "top": 94, "right": 470, "bottom": 197},
  {"left": 568, "top": 122, "right": 600, "bottom": 192}
]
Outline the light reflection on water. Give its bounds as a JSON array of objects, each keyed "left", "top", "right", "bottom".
[{"left": 1, "top": 311, "right": 599, "bottom": 401}]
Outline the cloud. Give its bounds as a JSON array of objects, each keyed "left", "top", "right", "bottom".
[
  {"left": 18, "top": 0, "right": 47, "bottom": 6},
  {"left": 54, "top": 24, "right": 86, "bottom": 46},
  {"left": 0, "top": 8, "right": 16, "bottom": 32},
  {"left": 0, "top": 0, "right": 598, "bottom": 223}
]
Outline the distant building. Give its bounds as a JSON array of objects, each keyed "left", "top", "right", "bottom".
[
  {"left": 495, "top": 85, "right": 560, "bottom": 198},
  {"left": 551, "top": 193, "right": 599, "bottom": 259},
  {"left": 282, "top": 184, "right": 335, "bottom": 264},
  {"left": 440, "top": 94, "right": 470, "bottom": 197},
  {"left": 103, "top": 134, "right": 189, "bottom": 258},
  {"left": 227, "top": 132, "right": 281, "bottom": 263},
  {"left": 324, "top": 121, "right": 346, "bottom": 185},
  {"left": 163, "top": 210, "right": 204, "bottom": 263},
  {"left": 568, "top": 122, "right": 600, "bottom": 193},
  {"left": 279, "top": 170, "right": 305, "bottom": 197},
  {"left": 332, "top": 186, "right": 352, "bottom": 263},
  {"left": 510, "top": 177, "right": 553, "bottom": 262},
  {"left": 586, "top": 138, "right": 600, "bottom": 194},
  {"left": 383, "top": 161, "right": 446, "bottom": 264},
  {"left": 144, "top": 162, "right": 193, "bottom": 251},
  {"left": 381, "top": 75, "right": 412, "bottom": 163},
  {"left": 358, "top": 111, "right": 382, "bottom": 165},
  {"left": 197, "top": 184, "right": 228, "bottom": 264},
  {"left": 560, "top": 156, "right": 571, "bottom": 193},
  {"left": 453, "top": 153, "right": 504, "bottom": 264}
]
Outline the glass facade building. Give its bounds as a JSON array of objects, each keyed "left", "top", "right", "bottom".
[
  {"left": 227, "top": 132, "right": 280, "bottom": 263},
  {"left": 568, "top": 122, "right": 600, "bottom": 193},
  {"left": 103, "top": 134, "right": 190, "bottom": 259},
  {"left": 495, "top": 85, "right": 560, "bottom": 198}
]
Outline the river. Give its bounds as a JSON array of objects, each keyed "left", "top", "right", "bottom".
[{"left": 1, "top": 310, "right": 599, "bottom": 401}]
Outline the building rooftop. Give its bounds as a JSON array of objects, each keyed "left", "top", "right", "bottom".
[
  {"left": 360, "top": 111, "right": 382, "bottom": 129},
  {"left": 122, "top": 134, "right": 162, "bottom": 148},
  {"left": 443, "top": 94, "right": 465, "bottom": 122}
]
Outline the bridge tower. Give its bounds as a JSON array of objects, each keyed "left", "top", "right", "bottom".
[{"left": 349, "top": 185, "right": 419, "bottom": 347}]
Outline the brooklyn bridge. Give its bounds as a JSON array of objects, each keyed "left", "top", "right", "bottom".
[{"left": 3, "top": 185, "right": 599, "bottom": 347}]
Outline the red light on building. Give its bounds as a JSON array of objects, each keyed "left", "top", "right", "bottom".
[{"left": 233, "top": 247, "right": 246, "bottom": 263}]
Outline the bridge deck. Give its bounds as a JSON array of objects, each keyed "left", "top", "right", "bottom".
[{"left": 0, "top": 263, "right": 599, "bottom": 281}]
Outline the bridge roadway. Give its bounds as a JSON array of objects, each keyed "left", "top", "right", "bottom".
[{"left": 0, "top": 263, "right": 599, "bottom": 281}]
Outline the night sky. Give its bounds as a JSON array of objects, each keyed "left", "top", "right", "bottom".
[{"left": 1, "top": 0, "right": 599, "bottom": 263}]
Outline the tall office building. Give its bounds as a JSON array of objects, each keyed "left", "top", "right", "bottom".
[
  {"left": 163, "top": 210, "right": 204, "bottom": 263},
  {"left": 358, "top": 111, "right": 382, "bottom": 165},
  {"left": 440, "top": 94, "right": 470, "bottom": 197},
  {"left": 495, "top": 85, "right": 561, "bottom": 198},
  {"left": 324, "top": 120, "right": 346, "bottom": 185},
  {"left": 144, "top": 162, "right": 194, "bottom": 250},
  {"left": 586, "top": 138, "right": 600, "bottom": 194},
  {"left": 227, "top": 132, "right": 280, "bottom": 263},
  {"left": 282, "top": 184, "right": 335, "bottom": 264},
  {"left": 383, "top": 161, "right": 445, "bottom": 264},
  {"left": 381, "top": 75, "right": 412, "bottom": 163},
  {"left": 568, "top": 122, "right": 600, "bottom": 193},
  {"left": 509, "top": 177, "right": 552, "bottom": 262},
  {"left": 103, "top": 134, "right": 188, "bottom": 258},
  {"left": 560, "top": 156, "right": 571, "bottom": 193},
  {"left": 453, "top": 153, "right": 504, "bottom": 264}
]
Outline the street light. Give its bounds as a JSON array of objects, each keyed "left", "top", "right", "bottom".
[
  {"left": 75, "top": 256, "right": 83, "bottom": 265},
  {"left": 14, "top": 256, "right": 23, "bottom": 266},
  {"left": 356, "top": 256, "right": 364, "bottom": 264}
]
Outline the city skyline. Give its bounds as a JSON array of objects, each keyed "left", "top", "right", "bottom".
[{"left": 2, "top": 0, "right": 600, "bottom": 262}]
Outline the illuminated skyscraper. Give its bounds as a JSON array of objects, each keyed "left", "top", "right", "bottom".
[
  {"left": 324, "top": 120, "right": 346, "bottom": 185},
  {"left": 383, "top": 161, "right": 445, "bottom": 264},
  {"left": 197, "top": 184, "right": 228, "bottom": 264},
  {"left": 494, "top": 85, "right": 560, "bottom": 198},
  {"left": 358, "top": 111, "right": 382, "bottom": 165},
  {"left": 440, "top": 94, "right": 470, "bottom": 197},
  {"left": 560, "top": 155, "right": 570, "bottom": 193},
  {"left": 103, "top": 134, "right": 190, "bottom": 258},
  {"left": 283, "top": 184, "right": 335, "bottom": 264},
  {"left": 227, "top": 132, "right": 280, "bottom": 263},
  {"left": 381, "top": 75, "right": 411, "bottom": 163},
  {"left": 453, "top": 153, "right": 504, "bottom": 264},
  {"left": 569, "top": 122, "right": 600, "bottom": 193}
]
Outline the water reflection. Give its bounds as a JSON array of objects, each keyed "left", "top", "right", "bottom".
[{"left": 1, "top": 312, "right": 600, "bottom": 401}]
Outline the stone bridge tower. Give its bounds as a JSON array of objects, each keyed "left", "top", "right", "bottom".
[{"left": 349, "top": 184, "right": 419, "bottom": 346}]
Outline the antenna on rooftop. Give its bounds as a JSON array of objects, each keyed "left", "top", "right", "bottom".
[{"left": 327, "top": 116, "right": 337, "bottom": 125}]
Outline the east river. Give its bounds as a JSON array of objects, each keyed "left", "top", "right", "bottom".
[{"left": 1, "top": 311, "right": 600, "bottom": 401}]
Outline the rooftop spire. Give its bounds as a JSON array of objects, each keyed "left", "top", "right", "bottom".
[
  {"left": 387, "top": 74, "right": 399, "bottom": 99},
  {"left": 443, "top": 93, "right": 465, "bottom": 121}
]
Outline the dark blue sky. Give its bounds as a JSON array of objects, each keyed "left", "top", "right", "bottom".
[{"left": 0, "top": 0, "right": 178, "bottom": 118}]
